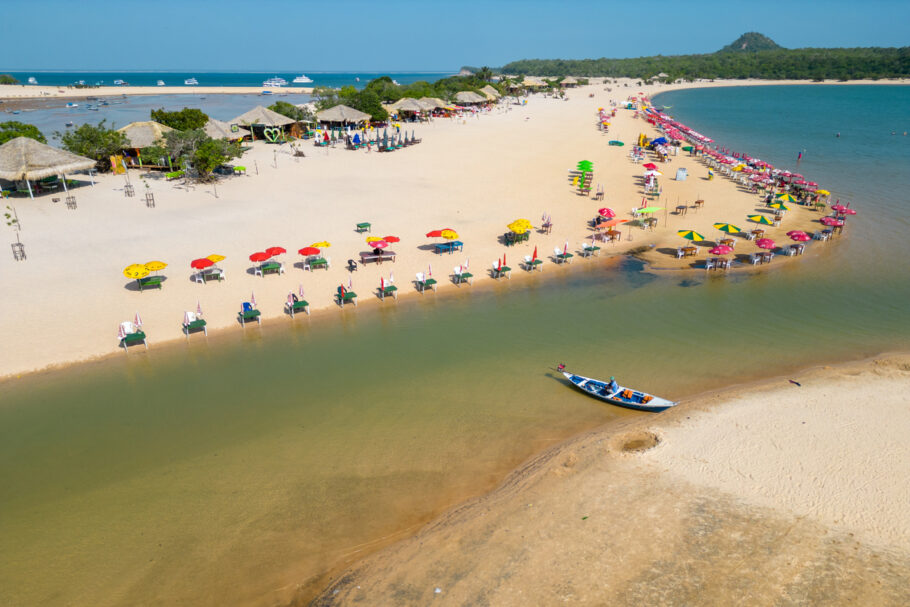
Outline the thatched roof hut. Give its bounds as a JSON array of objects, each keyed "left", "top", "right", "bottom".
[
  {"left": 117, "top": 121, "right": 175, "bottom": 148},
  {"left": 480, "top": 85, "right": 501, "bottom": 99},
  {"left": 204, "top": 118, "right": 250, "bottom": 140},
  {"left": 454, "top": 91, "right": 486, "bottom": 104},
  {"left": 0, "top": 137, "right": 96, "bottom": 181},
  {"left": 390, "top": 98, "right": 425, "bottom": 112},
  {"left": 521, "top": 76, "right": 547, "bottom": 87},
  {"left": 417, "top": 97, "right": 446, "bottom": 110},
  {"left": 560, "top": 76, "right": 578, "bottom": 87},
  {"left": 315, "top": 104, "right": 371, "bottom": 124},
  {"left": 230, "top": 105, "right": 296, "bottom": 127}
]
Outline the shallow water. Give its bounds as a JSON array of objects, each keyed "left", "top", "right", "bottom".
[{"left": 3, "top": 85, "right": 910, "bottom": 606}]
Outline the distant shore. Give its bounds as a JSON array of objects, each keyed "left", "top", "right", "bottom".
[{"left": 0, "top": 84, "right": 313, "bottom": 103}]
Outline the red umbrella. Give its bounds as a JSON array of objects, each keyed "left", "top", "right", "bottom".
[
  {"left": 298, "top": 247, "right": 320, "bottom": 256},
  {"left": 840, "top": 208, "right": 857, "bottom": 216},
  {"left": 266, "top": 246, "right": 286, "bottom": 256},
  {"left": 790, "top": 232, "right": 811, "bottom": 242},
  {"left": 250, "top": 251, "right": 271, "bottom": 262},
  {"left": 598, "top": 207, "right": 616, "bottom": 218},
  {"left": 756, "top": 238, "right": 776, "bottom": 250},
  {"left": 820, "top": 217, "right": 844, "bottom": 227},
  {"left": 383, "top": 235, "right": 401, "bottom": 243},
  {"left": 191, "top": 257, "right": 214, "bottom": 269},
  {"left": 831, "top": 204, "right": 848, "bottom": 212},
  {"left": 786, "top": 230, "right": 806, "bottom": 237},
  {"left": 531, "top": 246, "right": 538, "bottom": 262},
  {"left": 642, "top": 163, "right": 658, "bottom": 170},
  {"left": 426, "top": 230, "right": 443, "bottom": 238},
  {"left": 371, "top": 240, "right": 389, "bottom": 249},
  {"left": 709, "top": 245, "right": 734, "bottom": 255},
  {"left": 807, "top": 181, "right": 818, "bottom": 187}
]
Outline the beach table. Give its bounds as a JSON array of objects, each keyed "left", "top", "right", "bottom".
[
  {"left": 524, "top": 257, "right": 543, "bottom": 272},
  {"left": 492, "top": 264, "right": 512, "bottom": 278},
  {"left": 379, "top": 285, "right": 398, "bottom": 300},
  {"left": 286, "top": 299, "right": 310, "bottom": 317},
  {"left": 256, "top": 261, "right": 284, "bottom": 277},
  {"left": 416, "top": 273, "right": 437, "bottom": 292},
  {"left": 554, "top": 251, "right": 574, "bottom": 264},
  {"left": 434, "top": 241, "right": 463, "bottom": 255},
  {"left": 359, "top": 251, "right": 396, "bottom": 265},
  {"left": 306, "top": 257, "right": 329, "bottom": 270},
  {"left": 183, "top": 318, "right": 208, "bottom": 337},
  {"left": 239, "top": 306, "right": 261, "bottom": 326},
  {"left": 694, "top": 199, "right": 705, "bottom": 211},
  {"left": 682, "top": 246, "right": 697, "bottom": 258},
  {"left": 751, "top": 229, "right": 765, "bottom": 239},
  {"left": 120, "top": 330, "right": 148, "bottom": 350},
  {"left": 137, "top": 276, "right": 163, "bottom": 291},
  {"left": 453, "top": 271, "right": 473, "bottom": 286},
  {"left": 580, "top": 244, "right": 600, "bottom": 257},
  {"left": 336, "top": 290, "right": 358, "bottom": 307},
  {"left": 197, "top": 268, "right": 224, "bottom": 283},
  {"left": 718, "top": 238, "right": 736, "bottom": 248},
  {"left": 355, "top": 222, "right": 372, "bottom": 233},
  {"left": 760, "top": 251, "right": 775, "bottom": 264},
  {"left": 675, "top": 204, "right": 688, "bottom": 216}
]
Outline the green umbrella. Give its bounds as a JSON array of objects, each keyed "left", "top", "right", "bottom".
[
  {"left": 677, "top": 230, "right": 705, "bottom": 242},
  {"left": 768, "top": 202, "right": 789, "bottom": 211},
  {"left": 748, "top": 214, "right": 775, "bottom": 225},
  {"left": 713, "top": 223, "right": 741, "bottom": 234},
  {"left": 775, "top": 193, "right": 798, "bottom": 202},
  {"left": 638, "top": 206, "right": 663, "bottom": 213},
  {"left": 577, "top": 161, "right": 593, "bottom": 171}
]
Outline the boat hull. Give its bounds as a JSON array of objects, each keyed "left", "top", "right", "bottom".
[{"left": 562, "top": 371, "right": 677, "bottom": 412}]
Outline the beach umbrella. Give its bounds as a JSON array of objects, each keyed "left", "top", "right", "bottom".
[
  {"left": 820, "top": 216, "right": 844, "bottom": 227},
  {"left": 748, "top": 214, "right": 775, "bottom": 225},
  {"left": 371, "top": 240, "right": 389, "bottom": 249},
  {"left": 756, "top": 238, "right": 776, "bottom": 249},
  {"left": 366, "top": 236, "right": 385, "bottom": 244},
  {"left": 383, "top": 235, "right": 401, "bottom": 243},
  {"left": 250, "top": 291, "right": 257, "bottom": 307},
  {"left": 708, "top": 245, "right": 734, "bottom": 255},
  {"left": 426, "top": 230, "right": 444, "bottom": 238},
  {"left": 441, "top": 229, "right": 459, "bottom": 240},
  {"left": 191, "top": 257, "right": 214, "bottom": 269},
  {"left": 299, "top": 284, "right": 305, "bottom": 298},
  {"left": 265, "top": 246, "right": 286, "bottom": 256},
  {"left": 310, "top": 241, "right": 331, "bottom": 248},
  {"left": 145, "top": 260, "right": 167, "bottom": 272},
  {"left": 298, "top": 247, "right": 320, "bottom": 256},
  {"left": 507, "top": 219, "right": 533, "bottom": 234},
  {"left": 642, "top": 163, "right": 658, "bottom": 170},
  {"left": 638, "top": 206, "right": 663, "bottom": 213},
  {"left": 196, "top": 301, "right": 203, "bottom": 316},
  {"left": 789, "top": 231, "right": 811, "bottom": 242},
  {"left": 644, "top": 169, "right": 662, "bottom": 177},
  {"left": 775, "top": 193, "right": 798, "bottom": 202},
  {"left": 768, "top": 202, "right": 789, "bottom": 211},
  {"left": 531, "top": 246, "right": 538, "bottom": 262},
  {"left": 123, "top": 264, "right": 149, "bottom": 279},
  {"left": 817, "top": 189, "right": 831, "bottom": 196},
  {"left": 598, "top": 207, "right": 616, "bottom": 218},
  {"left": 601, "top": 219, "right": 628, "bottom": 228},
  {"left": 249, "top": 252, "right": 271, "bottom": 262},
  {"left": 677, "top": 230, "right": 705, "bottom": 242},
  {"left": 206, "top": 254, "right": 225, "bottom": 263},
  {"left": 840, "top": 208, "right": 857, "bottom": 216},
  {"left": 712, "top": 223, "right": 741, "bottom": 234},
  {"left": 134, "top": 311, "right": 143, "bottom": 327}
]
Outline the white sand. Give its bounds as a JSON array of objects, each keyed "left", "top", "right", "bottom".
[{"left": 0, "top": 79, "right": 833, "bottom": 378}]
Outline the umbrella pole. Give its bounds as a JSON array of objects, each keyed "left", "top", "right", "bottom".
[
  {"left": 26, "top": 179, "right": 34, "bottom": 199},
  {"left": 62, "top": 173, "right": 68, "bottom": 192}
]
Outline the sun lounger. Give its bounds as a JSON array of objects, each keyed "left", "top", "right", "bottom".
[
  {"left": 286, "top": 298, "right": 310, "bottom": 317},
  {"left": 416, "top": 272, "right": 437, "bottom": 292},
  {"left": 239, "top": 302, "right": 261, "bottom": 326},
  {"left": 137, "top": 276, "right": 163, "bottom": 291}
]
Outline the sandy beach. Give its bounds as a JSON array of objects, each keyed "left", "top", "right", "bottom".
[
  {"left": 0, "top": 79, "right": 840, "bottom": 379},
  {"left": 313, "top": 353, "right": 910, "bottom": 606}
]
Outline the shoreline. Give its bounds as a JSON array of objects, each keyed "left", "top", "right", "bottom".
[{"left": 310, "top": 351, "right": 910, "bottom": 605}]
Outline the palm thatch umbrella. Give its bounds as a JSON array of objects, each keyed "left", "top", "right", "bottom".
[
  {"left": 390, "top": 98, "right": 424, "bottom": 113},
  {"left": 454, "top": 91, "right": 486, "bottom": 104},
  {"left": 417, "top": 97, "right": 446, "bottom": 110},
  {"left": 315, "top": 104, "right": 370, "bottom": 125},
  {"left": 560, "top": 76, "right": 578, "bottom": 87},
  {"left": 480, "top": 85, "right": 501, "bottom": 99},
  {"left": 117, "top": 121, "right": 175, "bottom": 149},
  {"left": 229, "top": 105, "right": 296, "bottom": 128},
  {"left": 521, "top": 76, "right": 546, "bottom": 87},
  {"left": 204, "top": 118, "right": 250, "bottom": 141},
  {"left": 0, "top": 137, "right": 95, "bottom": 198}
]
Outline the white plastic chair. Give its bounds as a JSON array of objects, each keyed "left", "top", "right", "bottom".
[{"left": 675, "top": 247, "right": 684, "bottom": 259}]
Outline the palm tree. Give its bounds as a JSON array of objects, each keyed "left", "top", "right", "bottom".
[{"left": 477, "top": 66, "right": 493, "bottom": 82}]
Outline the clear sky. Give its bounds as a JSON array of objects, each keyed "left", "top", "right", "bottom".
[{"left": 2, "top": 0, "right": 907, "bottom": 71}]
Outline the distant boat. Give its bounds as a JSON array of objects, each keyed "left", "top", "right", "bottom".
[
  {"left": 66, "top": 102, "right": 79, "bottom": 108},
  {"left": 184, "top": 77, "right": 199, "bottom": 85},
  {"left": 65, "top": 121, "right": 74, "bottom": 127},
  {"left": 260, "top": 90, "right": 274, "bottom": 95},
  {"left": 113, "top": 79, "right": 126, "bottom": 86},
  {"left": 27, "top": 76, "right": 37, "bottom": 85},
  {"left": 561, "top": 369, "right": 678, "bottom": 412},
  {"left": 157, "top": 80, "right": 165, "bottom": 86},
  {"left": 12, "top": 110, "right": 20, "bottom": 114},
  {"left": 392, "top": 79, "right": 400, "bottom": 85},
  {"left": 292, "top": 74, "right": 313, "bottom": 84},
  {"left": 76, "top": 80, "right": 85, "bottom": 86},
  {"left": 262, "top": 77, "right": 288, "bottom": 87},
  {"left": 355, "top": 77, "right": 360, "bottom": 82}
]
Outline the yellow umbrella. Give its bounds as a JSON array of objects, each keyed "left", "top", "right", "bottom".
[
  {"left": 816, "top": 189, "right": 830, "bottom": 196},
  {"left": 206, "top": 254, "right": 226, "bottom": 263},
  {"left": 775, "top": 193, "right": 798, "bottom": 202},
  {"left": 507, "top": 219, "right": 534, "bottom": 234},
  {"left": 144, "top": 260, "right": 167, "bottom": 272},
  {"left": 310, "top": 241, "right": 331, "bottom": 248},
  {"left": 366, "top": 236, "right": 385, "bottom": 244},
  {"left": 123, "top": 264, "right": 149, "bottom": 279},
  {"left": 440, "top": 229, "right": 459, "bottom": 240},
  {"left": 731, "top": 165, "right": 744, "bottom": 172}
]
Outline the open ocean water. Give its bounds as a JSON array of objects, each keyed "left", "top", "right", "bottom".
[{"left": 2, "top": 84, "right": 909, "bottom": 606}]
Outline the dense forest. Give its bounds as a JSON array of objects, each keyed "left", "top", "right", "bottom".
[{"left": 497, "top": 34, "right": 910, "bottom": 81}]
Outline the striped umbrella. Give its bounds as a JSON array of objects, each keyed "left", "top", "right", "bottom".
[
  {"left": 774, "top": 193, "right": 798, "bottom": 202},
  {"left": 768, "top": 202, "right": 789, "bottom": 211},
  {"left": 748, "top": 214, "right": 775, "bottom": 225},
  {"left": 712, "top": 223, "right": 741, "bottom": 234},
  {"left": 677, "top": 230, "right": 705, "bottom": 242}
]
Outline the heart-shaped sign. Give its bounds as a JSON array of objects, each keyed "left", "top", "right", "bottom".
[{"left": 263, "top": 127, "right": 281, "bottom": 142}]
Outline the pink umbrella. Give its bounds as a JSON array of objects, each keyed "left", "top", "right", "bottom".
[
  {"left": 790, "top": 233, "right": 811, "bottom": 242},
  {"left": 820, "top": 216, "right": 844, "bottom": 227},
  {"left": 793, "top": 179, "right": 808, "bottom": 185},
  {"left": 370, "top": 240, "right": 389, "bottom": 249},
  {"left": 196, "top": 301, "right": 203, "bottom": 316},
  {"left": 756, "top": 238, "right": 776, "bottom": 250},
  {"left": 598, "top": 207, "right": 616, "bottom": 218},
  {"left": 831, "top": 204, "right": 848, "bottom": 212},
  {"left": 807, "top": 181, "right": 818, "bottom": 187},
  {"left": 134, "top": 311, "right": 143, "bottom": 327},
  {"left": 840, "top": 208, "right": 857, "bottom": 216},
  {"left": 709, "top": 245, "right": 734, "bottom": 255},
  {"left": 250, "top": 291, "right": 257, "bottom": 307}
]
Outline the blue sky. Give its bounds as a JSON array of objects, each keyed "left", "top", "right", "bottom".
[{"left": 2, "top": 0, "right": 908, "bottom": 71}]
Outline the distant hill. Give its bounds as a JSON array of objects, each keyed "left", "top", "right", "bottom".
[
  {"left": 720, "top": 32, "right": 782, "bottom": 53},
  {"left": 500, "top": 33, "right": 910, "bottom": 81}
]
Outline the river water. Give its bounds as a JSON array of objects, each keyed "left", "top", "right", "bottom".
[{"left": 2, "top": 85, "right": 909, "bottom": 606}]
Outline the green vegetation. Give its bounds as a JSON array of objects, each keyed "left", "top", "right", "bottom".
[
  {"left": 0, "top": 121, "right": 46, "bottom": 145},
  {"left": 57, "top": 120, "right": 130, "bottom": 170},
  {"left": 0, "top": 74, "right": 19, "bottom": 85},
  {"left": 501, "top": 34, "right": 910, "bottom": 81},
  {"left": 311, "top": 75, "right": 506, "bottom": 120},
  {"left": 158, "top": 129, "right": 242, "bottom": 179},
  {"left": 267, "top": 100, "right": 314, "bottom": 123},
  {"left": 150, "top": 107, "right": 209, "bottom": 131}
]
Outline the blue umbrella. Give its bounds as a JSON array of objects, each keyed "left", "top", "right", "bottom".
[
  {"left": 353, "top": 133, "right": 361, "bottom": 145},
  {"left": 652, "top": 137, "right": 668, "bottom": 145}
]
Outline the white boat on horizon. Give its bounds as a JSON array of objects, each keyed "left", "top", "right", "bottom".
[
  {"left": 184, "top": 77, "right": 199, "bottom": 85},
  {"left": 157, "top": 80, "right": 165, "bottom": 86},
  {"left": 66, "top": 102, "right": 78, "bottom": 108},
  {"left": 263, "top": 76, "right": 288, "bottom": 87},
  {"left": 27, "top": 76, "right": 37, "bottom": 85},
  {"left": 292, "top": 74, "right": 313, "bottom": 84}
]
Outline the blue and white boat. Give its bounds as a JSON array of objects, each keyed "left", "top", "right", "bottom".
[
  {"left": 561, "top": 369, "right": 678, "bottom": 412},
  {"left": 184, "top": 77, "right": 199, "bottom": 85},
  {"left": 262, "top": 76, "right": 287, "bottom": 87},
  {"left": 66, "top": 102, "right": 79, "bottom": 108}
]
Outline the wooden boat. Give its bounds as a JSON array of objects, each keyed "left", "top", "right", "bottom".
[
  {"left": 561, "top": 370, "right": 677, "bottom": 412},
  {"left": 608, "top": 140, "right": 625, "bottom": 146}
]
